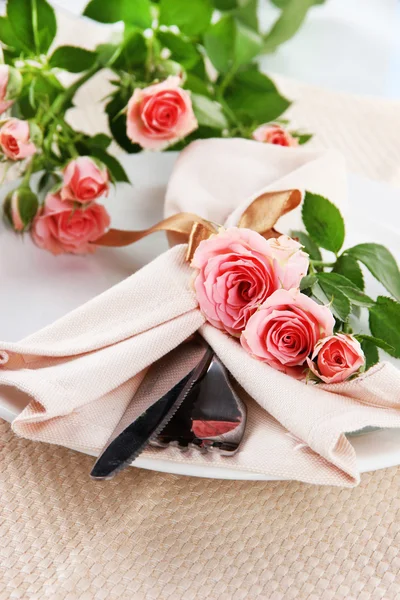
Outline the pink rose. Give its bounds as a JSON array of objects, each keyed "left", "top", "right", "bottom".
[
  {"left": 267, "top": 235, "right": 309, "bottom": 290},
  {"left": 252, "top": 124, "right": 298, "bottom": 147},
  {"left": 0, "top": 65, "right": 22, "bottom": 115},
  {"left": 0, "top": 118, "right": 37, "bottom": 160},
  {"left": 126, "top": 76, "right": 198, "bottom": 150},
  {"left": 61, "top": 156, "right": 109, "bottom": 204},
  {"left": 192, "top": 227, "right": 280, "bottom": 336},
  {"left": 241, "top": 288, "right": 335, "bottom": 376},
  {"left": 307, "top": 334, "right": 365, "bottom": 384},
  {"left": 31, "top": 193, "right": 110, "bottom": 255}
]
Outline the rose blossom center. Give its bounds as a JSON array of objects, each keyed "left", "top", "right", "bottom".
[
  {"left": 142, "top": 92, "right": 184, "bottom": 133},
  {"left": 263, "top": 310, "right": 316, "bottom": 366},
  {"left": 77, "top": 178, "right": 101, "bottom": 200},
  {"left": 333, "top": 352, "right": 345, "bottom": 365},
  {"left": 4, "top": 134, "right": 18, "bottom": 153},
  {"left": 215, "top": 256, "right": 275, "bottom": 321}
]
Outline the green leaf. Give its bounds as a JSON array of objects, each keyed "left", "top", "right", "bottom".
[
  {"left": 106, "top": 93, "right": 142, "bottom": 154},
  {"left": 204, "top": 16, "right": 262, "bottom": 73},
  {"left": 212, "top": 0, "right": 237, "bottom": 8},
  {"left": 345, "top": 243, "right": 400, "bottom": 302},
  {"left": 159, "top": 0, "right": 213, "bottom": 37},
  {"left": 234, "top": 19, "right": 263, "bottom": 67},
  {"left": 271, "top": 0, "right": 326, "bottom": 8},
  {"left": 293, "top": 133, "right": 312, "bottom": 145},
  {"left": 49, "top": 46, "right": 97, "bottom": 72},
  {"left": 88, "top": 134, "right": 112, "bottom": 149},
  {"left": 291, "top": 230, "right": 322, "bottom": 261},
  {"left": 234, "top": 0, "right": 259, "bottom": 31},
  {"left": 112, "top": 30, "right": 147, "bottom": 70},
  {"left": 89, "top": 148, "right": 130, "bottom": 183},
  {"left": 359, "top": 339, "right": 379, "bottom": 371},
  {"left": 313, "top": 280, "right": 351, "bottom": 322},
  {"left": 225, "top": 69, "right": 290, "bottom": 123},
  {"left": 302, "top": 191, "right": 345, "bottom": 254},
  {"left": 300, "top": 274, "right": 317, "bottom": 291},
  {"left": 369, "top": 297, "right": 400, "bottom": 358},
  {"left": 0, "top": 16, "right": 24, "bottom": 52},
  {"left": 204, "top": 16, "right": 234, "bottom": 73},
  {"left": 355, "top": 335, "right": 394, "bottom": 354},
  {"left": 263, "top": 0, "right": 316, "bottom": 54},
  {"left": 157, "top": 31, "right": 200, "bottom": 70},
  {"left": 316, "top": 272, "right": 374, "bottom": 307},
  {"left": 83, "top": 0, "right": 152, "bottom": 28},
  {"left": 333, "top": 254, "right": 364, "bottom": 290},
  {"left": 96, "top": 43, "right": 120, "bottom": 67},
  {"left": 17, "top": 72, "right": 63, "bottom": 118},
  {"left": 8, "top": 0, "right": 57, "bottom": 54},
  {"left": 191, "top": 94, "right": 228, "bottom": 129},
  {"left": 184, "top": 73, "right": 212, "bottom": 97}
]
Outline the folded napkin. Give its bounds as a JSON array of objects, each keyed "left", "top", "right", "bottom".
[{"left": 1, "top": 139, "right": 400, "bottom": 487}]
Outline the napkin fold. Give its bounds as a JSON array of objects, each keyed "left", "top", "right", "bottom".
[{"left": 1, "top": 139, "right": 399, "bottom": 487}]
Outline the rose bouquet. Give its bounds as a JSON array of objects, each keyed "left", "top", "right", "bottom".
[
  {"left": 0, "top": 0, "right": 318, "bottom": 253},
  {"left": 136, "top": 189, "right": 399, "bottom": 383}
]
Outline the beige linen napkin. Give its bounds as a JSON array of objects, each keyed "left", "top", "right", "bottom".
[{"left": 1, "top": 139, "right": 399, "bottom": 487}]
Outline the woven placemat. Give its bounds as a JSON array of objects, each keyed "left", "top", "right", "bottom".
[{"left": 1, "top": 419, "right": 400, "bottom": 600}]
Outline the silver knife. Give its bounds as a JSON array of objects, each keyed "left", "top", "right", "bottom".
[{"left": 90, "top": 339, "right": 213, "bottom": 480}]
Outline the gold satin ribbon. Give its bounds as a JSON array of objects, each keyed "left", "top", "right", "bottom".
[{"left": 95, "top": 189, "right": 302, "bottom": 262}]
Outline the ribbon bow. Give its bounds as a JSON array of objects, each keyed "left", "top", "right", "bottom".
[{"left": 95, "top": 189, "right": 302, "bottom": 262}]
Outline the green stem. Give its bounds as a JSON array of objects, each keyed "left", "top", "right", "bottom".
[
  {"left": 218, "top": 67, "right": 236, "bottom": 97},
  {"left": 216, "top": 68, "right": 249, "bottom": 136},
  {"left": 31, "top": 0, "right": 40, "bottom": 54},
  {"left": 21, "top": 158, "right": 35, "bottom": 187},
  {"left": 42, "top": 64, "right": 100, "bottom": 128},
  {"left": 310, "top": 260, "right": 336, "bottom": 268},
  {"left": 67, "top": 142, "right": 78, "bottom": 158}
]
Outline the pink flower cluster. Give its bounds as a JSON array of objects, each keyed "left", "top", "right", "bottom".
[
  {"left": 124, "top": 77, "right": 299, "bottom": 151},
  {"left": 192, "top": 228, "right": 365, "bottom": 383},
  {"left": 0, "top": 66, "right": 36, "bottom": 161},
  {"left": 31, "top": 157, "right": 110, "bottom": 255}
]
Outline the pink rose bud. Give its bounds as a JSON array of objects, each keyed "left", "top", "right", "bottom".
[
  {"left": 3, "top": 186, "right": 39, "bottom": 232},
  {"left": 0, "top": 118, "right": 40, "bottom": 160},
  {"left": 252, "top": 124, "right": 298, "bottom": 147},
  {"left": 241, "top": 288, "right": 335, "bottom": 377},
  {"left": 126, "top": 76, "right": 198, "bottom": 150},
  {"left": 31, "top": 193, "right": 110, "bottom": 255},
  {"left": 61, "top": 156, "right": 110, "bottom": 204},
  {"left": 0, "top": 64, "right": 22, "bottom": 115},
  {"left": 192, "top": 227, "right": 280, "bottom": 336},
  {"left": 307, "top": 333, "right": 365, "bottom": 384},
  {"left": 267, "top": 235, "right": 309, "bottom": 290}
]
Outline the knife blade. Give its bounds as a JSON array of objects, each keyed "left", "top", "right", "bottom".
[
  {"left": 90, "top": 340, "right": 213, "bottom": 480},
  {"left": 151, "top": 354, "right": 246, "bottom": 455}
]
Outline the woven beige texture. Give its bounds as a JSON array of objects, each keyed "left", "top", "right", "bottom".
[
  {"left": 1, "top": 419, "right": 400, "bottom": 600},
  {"left": 2, "top": 10, "right": 400, "bottom": 600}
]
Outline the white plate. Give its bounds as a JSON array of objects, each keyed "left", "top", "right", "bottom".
[{"left": 1, "top": 152, "right": 400, "bottom": 480}]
